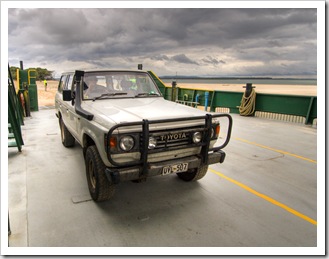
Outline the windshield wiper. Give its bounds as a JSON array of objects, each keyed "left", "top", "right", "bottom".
[
  {"left": 135, "top": 92, "right": 160, "bottom": 97},
  {"left": 93, "top": 92, "right": 127, "bottom": 101}
]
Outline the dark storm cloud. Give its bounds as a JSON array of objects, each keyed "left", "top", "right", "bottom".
[
  {"left": 171, "top": 54, "right": 198, "bottom": 65},
  {"left": 202, "top": 56, "right": 226, "bottom": 65},
  {"left": 150, "top": 53, "right": 198, "bottom": 65},
  {"left": 150, "top": 54, "right": 170, "bottom": 61},
  {"left": 7, "top": 7, "right": 317, "bottom": 76}
]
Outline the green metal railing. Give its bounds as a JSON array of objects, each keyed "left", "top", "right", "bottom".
[
  {"left": 8, "top": 64, "right": 24, "bottom": 151},
  {"left": 148, "top": 71, "right": 317, "bottom": 125}
]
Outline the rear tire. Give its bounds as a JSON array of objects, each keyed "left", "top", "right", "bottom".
[
  {"left": 177, "top": 165, "right": 208, "bottom": 181},
  {"left": 85, "top": 145, "right": 115, "bottom": 201},
  {"left": 59, "top": 118, "right": 75, "bottom": 147}
]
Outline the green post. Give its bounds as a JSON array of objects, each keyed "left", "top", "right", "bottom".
[
  {"left": 18, "top": 69, "right": 38, "bottom": 112},
  {"left": 305, "top": 97, "right": 315, "bottom": 125},
  {"left": 28, "top": 69, "right": 38, "bottom": 111}
]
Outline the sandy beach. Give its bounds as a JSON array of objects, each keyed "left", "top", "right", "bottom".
[
  {"left": 22, "top": 80, "right": 317, "bottom": 107},
  {"left": 36, "top": 80, "right": 59, "bottom": 106}
]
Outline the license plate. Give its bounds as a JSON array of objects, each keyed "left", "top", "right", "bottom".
[{"left": 162, "top": 163, "right": 188, "bottom": 175}]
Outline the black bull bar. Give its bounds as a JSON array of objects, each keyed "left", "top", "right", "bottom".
[{"left": 106, "top": 114, "right": 233, "bottom": 171}]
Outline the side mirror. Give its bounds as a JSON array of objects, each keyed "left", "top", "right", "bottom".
[{"left": 63, "top": 89, "right": 72, "bottom": 101}]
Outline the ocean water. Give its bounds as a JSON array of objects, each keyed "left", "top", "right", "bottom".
[{"left": 160, "top": 78, "right": 317, "bottom": 86}]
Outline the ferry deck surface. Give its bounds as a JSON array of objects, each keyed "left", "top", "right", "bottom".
[{"left": 6, "top": 107, "right": 321, "bottom": 254}]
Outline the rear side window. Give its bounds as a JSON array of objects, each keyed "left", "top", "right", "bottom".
[
  {"left": 66, "top": 75, "right": 74, "bottom": 90},
  {"left": 58, "top": 75, "right": 68, "bottom": 93}
]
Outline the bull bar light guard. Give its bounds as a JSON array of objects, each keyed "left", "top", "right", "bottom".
[{"left": 106, "top": 114, "right": 233, "bottom": 170}]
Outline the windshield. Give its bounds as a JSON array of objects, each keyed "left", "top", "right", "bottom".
[{"left": 82, "top": 71, "right": 161, "bottom": 100}]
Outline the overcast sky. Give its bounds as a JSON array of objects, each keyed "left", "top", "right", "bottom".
[{"left": 7, "top": 5, "right": 318, "bottom": 78}]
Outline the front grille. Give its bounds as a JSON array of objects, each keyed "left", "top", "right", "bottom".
[
  {"left": 141, "top": 126, "right": 205, "bottom": 153},
  {"left": 156, "top": 135, "right": 190, "bottom": 148}
]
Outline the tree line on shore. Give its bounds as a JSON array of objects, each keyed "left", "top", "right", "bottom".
[{"left": 9, "top": 66, "right": 54, "bottom": 81}]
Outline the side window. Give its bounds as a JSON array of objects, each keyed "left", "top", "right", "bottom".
[
  {"left": 58, "top": 75, "right": 67, "bottom": 93},
  {"left": 66, "top": 75, "right": 74, "bottom": 90},
  {"left": 71, "top": 75, "right": 77, "bottom": 94}
]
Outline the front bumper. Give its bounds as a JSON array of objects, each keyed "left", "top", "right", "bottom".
[{"left": 105, "top": 150, "right": 225, "bottom": 184}]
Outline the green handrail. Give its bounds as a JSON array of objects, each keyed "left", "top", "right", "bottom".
[
  {"left": 150, "top": 72, "right": 317, "bottom": 125},
  {"left": 8, "top": 64, "right": 24, "bottom": 151}
]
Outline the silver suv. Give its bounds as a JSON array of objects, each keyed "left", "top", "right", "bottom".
[{"left": 55, "top": 70, "right": 232, "bottom": 201}]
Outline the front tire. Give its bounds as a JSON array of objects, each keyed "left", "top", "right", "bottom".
[
  {"left": 177, "top": 165, "right": 208, "bottom": 181},
  {"left": 85, "top": 145, "right": 115, "bottom": 201}
]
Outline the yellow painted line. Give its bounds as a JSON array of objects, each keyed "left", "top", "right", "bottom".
[
  {"left": 235, "top": 137, "right": 317, "bottom": 164},
  {"left": 209, "top": 168, "right": 317, "bottom": 226}
]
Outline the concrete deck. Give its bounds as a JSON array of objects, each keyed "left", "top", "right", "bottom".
[{"left": 5, "top": 107, "right": 322, "bottom": 255}]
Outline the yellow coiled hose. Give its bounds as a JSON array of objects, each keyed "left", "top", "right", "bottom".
[{"left": 239, "top": 88, "right": 256, "bottom": 116}]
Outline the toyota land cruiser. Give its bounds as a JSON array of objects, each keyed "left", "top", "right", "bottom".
[{"left": 55, "top": 69, "right": 232, "bottom": 201}]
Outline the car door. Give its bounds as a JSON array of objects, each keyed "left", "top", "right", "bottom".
[
  {"left": 59, "top": 74, "right": 75, "bottom": 135},
  {"left": 56, "top": 74, "right": 69, "bottom": 123},
  {"left": 64, "top": 74, "right": 80, "bottom": 139}
]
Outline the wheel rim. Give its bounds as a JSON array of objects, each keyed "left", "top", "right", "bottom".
[{"left": 88, "top": 159, "right": 96, "bottom": 189}]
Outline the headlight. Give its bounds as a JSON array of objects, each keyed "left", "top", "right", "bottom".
[
  {"left": 119, "top": 136, "right": 135, "bottom": 151},
  {"left": 211, "top": 124, "right": 220, "bottom": 139},
  {"left": 148, "top": 136, "right": 157, "bottom": 149},
  {"left": 192, "top": 132, "right": 202, "bottom": 143}
]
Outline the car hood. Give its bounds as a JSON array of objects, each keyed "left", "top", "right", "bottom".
[{"left": 82, "top": 97, "right": 208, "bottom": 125}]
